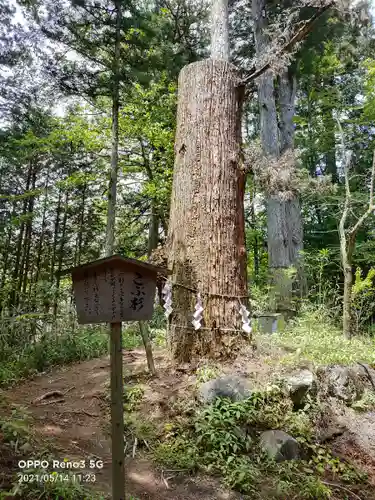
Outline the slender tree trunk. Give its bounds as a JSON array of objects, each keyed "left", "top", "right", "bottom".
[
  {"left": 340, "top": 229, "right": 355, "bottom": 340},
  {"left": 250, "top": 183, "right": 259, "bottom": 283},
  {"left": 21, "top": 167, "right": 37, "bottom": 298},
  {"left": 33, "top": 169, "right": 50, "bottom": 286},
  {"left": 167, "top": 59, "right": 248, "bottom": 362},
  {"left": 140, "top": 142, "right": 160, "bottom": 258},
  {"left": 138, "top": 321, "right": 156, "bottom": 376},
  {"left": 105, "top": 0, "right": 121, "bottom": 257},
  {"left": 322, "top": 77, "right": 338, "bottom": 183},
  {"left": 53, "top": 191, "right": 69, "bottom": 320},
  {"left": 148, "top": 204, "right": 159, "bottom": 257},
  {"left": 0, "top": 201, "right": 16, "bottom": 314},
  {"left": 10, "top": 161, "right": 33, "bottom": 309},
  {"left": 343, "top": 264, "right": 353, "bottom": 339},
  {"left": 50, "top": 189, "right": 62, "bottom": 282},
  {"left": 76, "top": 183, "right": 86, "bottom": 265},
  {"left": 47, "top": 188, "right": 62, "bottom": 315}
]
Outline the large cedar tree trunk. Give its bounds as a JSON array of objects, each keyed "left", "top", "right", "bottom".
[
  {"left": 278, "top": 68, "right": 305, "bottom": 298},
  {"left": 253, "top": 0, "right": 304, "bottom": 315},
  {"left": 166, "top": 59, "right": 248, "bottom": 362}
]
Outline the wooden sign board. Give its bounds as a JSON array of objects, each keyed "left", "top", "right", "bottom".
[{"left": 68, "top": 255, "right": 167, "bottom": 324}]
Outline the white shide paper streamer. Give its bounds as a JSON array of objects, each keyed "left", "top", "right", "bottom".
[
  {"left": 162, "top": 280, "right": 173, "bottom": 318},
  {"left": 192, "top": 293, "right": 204, "bottom": 330}
]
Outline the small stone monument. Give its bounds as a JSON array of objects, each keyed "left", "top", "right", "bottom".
[{"left": 257, "top": 313, "right": 285, "bottom": 334}]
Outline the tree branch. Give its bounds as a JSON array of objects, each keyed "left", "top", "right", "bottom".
[
  {"left": 336, "top": 118, "right": 351, "bottom": 200},
  {"left": 337, "top": 118, "right": 351, "bottom": 264},
  {"left": 349, "top": 149, "right": 375, "bottom": 237},
  {"left": 240, "top": 1, "right": 334, "bottom": 86}
]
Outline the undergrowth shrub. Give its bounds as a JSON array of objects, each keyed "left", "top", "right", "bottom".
[
  {"left": 269, "top": 303, "right": 375, "bottom": 366},
  {"left": 0, "top": 326, "right": 108, "bottom": 387},
  {"left": 0, "top": 299, "right": 165, "bottom": 387},
  {"left": 153, "top": 386, "right": 365, "bottom": 498}
]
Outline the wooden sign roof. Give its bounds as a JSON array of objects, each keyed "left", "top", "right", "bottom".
[
  {"left": 60, "top": 254, "right": 170, "bottom": 278},
  {"left": 61, "top": 255, "right": 171, "bottom": 324}
]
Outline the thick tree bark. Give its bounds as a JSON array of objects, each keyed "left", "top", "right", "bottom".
[
  {"left": 278, "top": 69, "right": 296, "bottom": 155},
  {"left": 210, "top": 0, "right": 229, "bottom": 60},
  {"left": 253, "top": 0, "right": 304, "bottom": 314},
  {"left": 105, "top": 0, "right": 121, "bottom": 257},
  {"left": 278, "top": 68, "right": 306, "bottom": 299},
  {"left": 253, "top": 0, "right": 290, "bottom": 312},
  {"left": 167, "top": 59, "right": 248, "bottom": 362}
]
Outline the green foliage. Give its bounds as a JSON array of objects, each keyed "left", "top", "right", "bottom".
[
  {"left": 0, "top": 407, "right": 32, "bottom": 453},
  {"left": 303, "top": 441, "right": 365, "bottom": 483},
  {"left": 352, "top": 267, "right": 375, "bottom": 334},
  {"left": 153, "top": 386, "right": 362, "bottom": 498},
  {"left": 0, "top": 410, "right": 105, "bottom": 499},
  {"left": 351, "top": 389, "right": 375, "bottom": 412},
  {"left": 302, "top": 249, "right": 340, "bottom": 312},
  {"left": 363, "top": 58, "right": 375, "bottom": 123},
  {"left": 0, "top": 325, "right": 108, "bottom": 387},
  {"left": 122, "top": 322, "right": 143, "bottom": 349},
  {"left": 123, "top": 385, "right": 145, "bottom": 412},
  {"left": 153, "top": 435, "right": 199, "bottom": 471},
  {"left": 249, "top": 284, "right": 272, "bottom": 316},
  {"left": 195, "top": 365, "right": 220, "bottom": 383},
  {"left": 124, "top": 412, "right": 158, "bottom": 445},
  {"left": 1, "top": 471, "right": 104, "bottom": 500},
  {"left": 270, "top": 304, "right": 375, "bottom": 366}
]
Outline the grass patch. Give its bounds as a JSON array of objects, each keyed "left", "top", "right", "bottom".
[
  {"left": 268, "top": 304, "right": 375, "bottom": 366},
  {"left": 195, "top": 365, "right": 220, "bottom": 383},
  {"left": 1, "top": 470, "right": 106, "bottom": 500},
  {"left": 351, "top": 389, "right": 375, "bottom": 411},
  {"left": 0, "top": 327, "right": 108, "bottom": 387}
]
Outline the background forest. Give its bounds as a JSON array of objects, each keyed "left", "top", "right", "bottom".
[
  {"left": 1, "top": 0, "right": 375, "bottom": 378},
  {"left": 2, "top": 1, "right": 375, "bottom": 500}
]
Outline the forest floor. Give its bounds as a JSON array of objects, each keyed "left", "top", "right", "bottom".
[{"left": 1, "top": 340, "right": 375, "bottom": 499}]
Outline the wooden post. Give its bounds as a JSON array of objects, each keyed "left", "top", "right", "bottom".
[
  {"left": 139, "top": 321, "right": 156, "bottom": 376},
  {"left": 110, "top": 322, "right": 125, "bottom": 500},
  {"left": 64, "top": 256, "right": 170, "bottom": 500}
]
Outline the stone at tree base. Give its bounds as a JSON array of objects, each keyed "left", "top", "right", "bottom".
[
  {"left": 259, "top": 430, "right": 300, "bottom": 462},
  {"left": 350, "top": 363, "right": 375, "bottom": 392},
  {"left": 198, "top": 375, "right": 252, "bottom": 404},
  {"left": 285, "top": 369, "right": 317, "bottom": 406},
  {"left": 320, "top": 366, "right": 364, "bottom": 404}
]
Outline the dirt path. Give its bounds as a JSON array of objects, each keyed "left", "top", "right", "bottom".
[
  {"left": 3, "top": 345, "right": 374, "bottom": 499},
  {"left": 2, "top": 349, "right": 246, "bottom": 500}
]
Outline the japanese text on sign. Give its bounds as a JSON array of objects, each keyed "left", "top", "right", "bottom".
[{"left": 73, "top": 267, "right": 156, "bottom": 324}]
